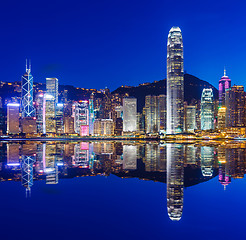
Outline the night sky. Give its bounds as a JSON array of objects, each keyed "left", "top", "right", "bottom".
[{"left": 0, "top": 0, "right": 245, "bottom": 90}]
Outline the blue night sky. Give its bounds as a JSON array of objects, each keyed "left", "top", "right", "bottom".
[{"left": 0, "top": 0, "right": 245, "bottom": 90}]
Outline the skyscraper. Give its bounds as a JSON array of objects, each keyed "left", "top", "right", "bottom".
[
  {"left": 184, "top": 105, "right": 196, "bottom": 132},
  {"left": 7, "top": 103, "right": 20, "bottom": 134},
  {"left": 44, "top": 94, "right": 56, "bottom": 134},
  {"left": 21, "top": 60, "right": 35, "bottom": 118},
  {"left": 158, "top": 95, "right": 166, "bottom": 134},
  {"left": 123, "top": 98, "right": 137, "bottom": 132},
  {"left": 89, "top": 98, "right": 95, "bottom": 135},
  {"left": 201, "top": 88, "right": 214, "bottom": 130},
  {"left": 219, "top": 69, "right": 231, "bottom": 107},
  {"left": 72, "top": 101, "right": 89, "bottom": 136},
  {"left": 46, "top": 78, "right": 58, "bottom": 103},
  {"left": 35, "top": 93, "right": 45, "bottom": 134},
  {"left": 145, "top": 95, "right": 159, "bottom": 134},
  {"left": 225, "top": 85, "right": 245, "bottom": 127},
  {"left": 166, "top": 27, "right": 184, "bottom": 134},
  {"left": 217, "top": 107, "right": 226, "bottom": 129},
  {"left": 56, "top": 103, "right": 64, "bottom": 134}
]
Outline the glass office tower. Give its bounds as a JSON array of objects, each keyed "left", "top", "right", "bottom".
[
  {"left": 201, "top": 88, "right": 214, "bottom": 130},
  {"left": 166, "top": 27, "right": 184, "bottom": 134}
]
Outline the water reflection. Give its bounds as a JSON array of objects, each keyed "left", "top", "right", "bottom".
[{"left": 1, "top": 141, "right": 246, "bottom": 221}]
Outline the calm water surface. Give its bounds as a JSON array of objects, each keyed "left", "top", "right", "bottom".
[{"left": 0, "top": 141, "right": 245, "bottom": 240}]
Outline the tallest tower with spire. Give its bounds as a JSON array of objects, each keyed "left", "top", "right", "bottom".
[
  {"left": 21, "top": 59, "right": 35, "bottom": 118},
  {"left": 219, "top": 68, "right": 231, "bottom": 107},
  {"left": 166, "top": 27, "right": 184, "bottom": 134}
]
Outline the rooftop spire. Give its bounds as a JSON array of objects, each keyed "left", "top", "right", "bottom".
[
  {"left": 25, "top": 59, "right": 31, "bottom": 74},
  {"left": 224, "top": 67, "right": 226, "bottom": 77}
]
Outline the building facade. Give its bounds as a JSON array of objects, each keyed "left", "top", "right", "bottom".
[
  {"left": 123, "top": 98, "right": 137, "bottom": 132},
  {"left": 225, "top": 85, "right": 245, "bottom": 127},
  {"left": 184, "top": 105, "right": 196, "bottom": 132},
  {"left": 44, "top": 94, "right": 56, "bottom": 134},
  {"left": 7, "top": 103, "right": 20, "bottom": 134}
]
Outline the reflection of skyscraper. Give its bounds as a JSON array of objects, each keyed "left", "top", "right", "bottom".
[
  {"left": 21, "top": 144, "right": 36, "bottom": 197},
  {"left": 166, "top": 27, "right": 184, "bottom": 134},
  {"left": 7, "top": 144, "right": 20, "bottom": 167},
  {"left": 21, "top": 155, "right": 35, "bottom": 197},
  {"left": 44, "top": 144, "right": 58, "bottom": 184},
  {"left": 21, "top": 60, "right": 35, "bottom": 118},
  {"left": 185, "top": 145, "right": 196, "bottom": 165},
  {"left": 219, "top": 162, "right": 231, "bottom": 190},
  {"left": 123, "top": 145, "right": 137, "bottom": 170},
  {"left": 144, "top": 144, "right": 164, "bottom": 171},
  {"left": 201, "top": 88, "right": 214, "bottom": 130},
  {"left": 166, "top": 144, "right": 184, "bottom": 221},
  {"left": 73, "top": 142, "right": 90, "bottom": 168},
  {"left": 201, "top": 146, "right": 214, "bottom": 177}
]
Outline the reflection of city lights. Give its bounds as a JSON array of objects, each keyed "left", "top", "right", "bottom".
[{"left": 7, "top": 163, "right": 20, "bottom": 166}]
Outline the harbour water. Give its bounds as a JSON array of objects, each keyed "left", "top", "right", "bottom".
[{"left": 0, "top": 140, "right": 245, "bottom": 239}]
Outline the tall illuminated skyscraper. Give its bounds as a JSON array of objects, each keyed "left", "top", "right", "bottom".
[
  {"left": 201, "top": 88, "right": 214, "bottom": 130},
  {"left": 166, "top": 27, "right": 184, "bottom": 134},
  {"left": 123, "top": 98, "right": 137, "bottom": 132},
  {"left": 21, "top": 60, "right": 35, "bottom": 117},
  {"left": 46, "top": 78, "right": 58, "bottom": 103},
  {"left": 219, "top": 69, "right": 231, "bottom": 107}
]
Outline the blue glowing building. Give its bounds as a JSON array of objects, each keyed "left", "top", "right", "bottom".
[{"left": 21, "top": 60, "right": 35, "bottom": 118}]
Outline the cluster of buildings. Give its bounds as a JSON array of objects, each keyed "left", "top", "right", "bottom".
[
  {"left": 1, "top": 27, "right": 246, "bottom": 138},
  {"left": 3, "top": 61, "right": 139, "bottom": 137}
]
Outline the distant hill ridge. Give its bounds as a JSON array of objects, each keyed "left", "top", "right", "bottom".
[{"left": 112, "top": 73, "right": 218, "bottom": 112}]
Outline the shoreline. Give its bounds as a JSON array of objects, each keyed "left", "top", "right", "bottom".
[{"left": 0, "top": 136, "right": 243, "bottom": 142}]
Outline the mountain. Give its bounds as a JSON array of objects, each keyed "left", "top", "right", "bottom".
[{"left": 112, "top": 73, "right": 218, "bottom": 112}]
